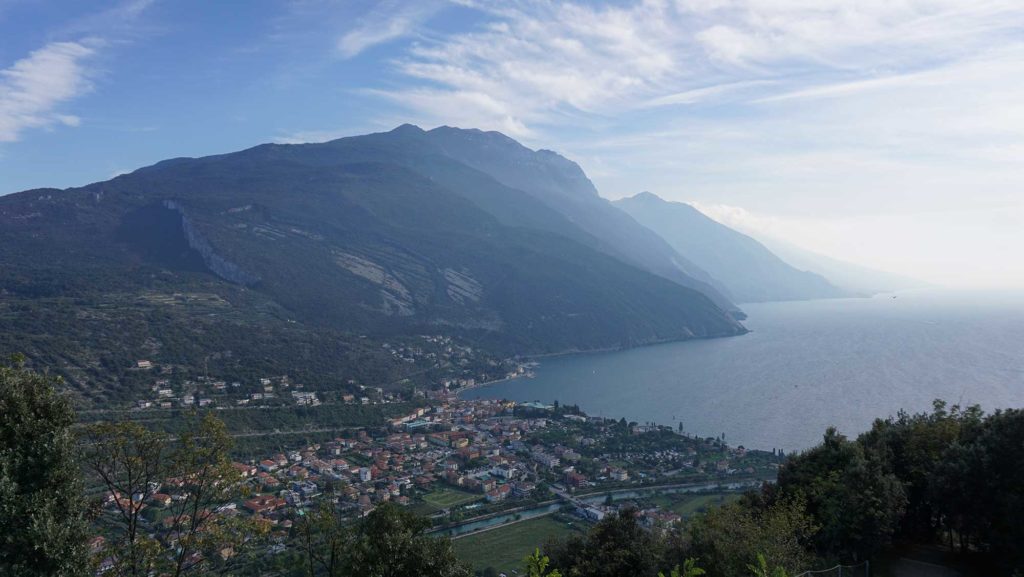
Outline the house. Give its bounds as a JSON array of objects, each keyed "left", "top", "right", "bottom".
[
  {"left": 631, "top": 425, "right": 659, "bottom": 435},
  {"left": 580, "top": 506, "right": 606, "bottom": 521},
  {"left": 292, "top": 481, "right": 320, "bottom": 499},
  {"left": 565, "top": 471, "right": 587, "bottom": 488},
  {"left": 485, "top": 484, "right": 512, "bottom": 502},
  {"left": 532, "top": 452, "right": 560, "bottom": 468},
  {"left": 243, "top": 495, "right": 286, "bottom": 514},
  {"left": 490, "top": 464, "right": 517, "bottom": 480},
  {"left": 512, "top": 482, "right": 536, "bottom": 498},
  {"left": 258, "top": 472, "right": 280, "bottom": 487},
  {"left": 233, "top": 463, "right": 258, "bottom": 475}
]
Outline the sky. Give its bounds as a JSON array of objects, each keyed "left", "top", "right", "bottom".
[{"left": 2, "top": 0, "right": 1023, "bottom": 288}]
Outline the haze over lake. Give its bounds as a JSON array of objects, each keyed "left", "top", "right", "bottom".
[{"left": 464, "top": 290, "right": 1024, "bottom": 452}]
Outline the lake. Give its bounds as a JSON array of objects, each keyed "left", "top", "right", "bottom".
[{"left": 462, "top": 290, "right": 1024, "bottom": 452}]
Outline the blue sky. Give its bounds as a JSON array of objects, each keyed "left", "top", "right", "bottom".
[{"left": 2, "top": 0, "right": 1023, "bottom": 287}]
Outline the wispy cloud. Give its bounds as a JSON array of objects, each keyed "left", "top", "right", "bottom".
[
  {"left": 376, "top": 1, "right": 691, "bottom": 134},
  {"left": 53, "top": 0, "right": 159, "bottom": 39},
  {"left": 642, "top": 80, "right": 774, "bottom": 107},
  {"left": 365, "top": 0, "right": 1024, "bottom": 138},
  {"left": 0, "top": 0, "right": 157, "bottom": 143},
  {"left": 337, "top": 1, "right": 447, "bottom": 58},
  {"left": 0, "top": 40, "right": 99, "bottom": 142}
]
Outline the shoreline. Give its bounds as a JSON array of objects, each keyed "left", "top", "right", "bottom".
[
  {"left": 455, "top": 331, "right": 751, "bottom": 397},
  {"left": 520, "top": 330, "right": 750, "bottom": 362},
  {"left": 455, "top": 374, "right": 527, "bottom": 394}
]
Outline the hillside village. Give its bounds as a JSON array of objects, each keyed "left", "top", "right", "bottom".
[{"left": 126, "top": 334, "right": 517, "bottom": 412}]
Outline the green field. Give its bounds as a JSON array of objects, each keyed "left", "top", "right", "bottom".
[
  {"left": 650, "top": 492, "right": 740, "bottom": 518},
  {"left": 454, "top": 515, "right": 585, "bottom": 574},
  {"left": 421, "top": 488, "right": 483, "bottom": 510}
]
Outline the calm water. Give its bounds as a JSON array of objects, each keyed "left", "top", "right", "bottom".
[{"left": 463, "top": 290, "right": 1024, "bottom": 452}]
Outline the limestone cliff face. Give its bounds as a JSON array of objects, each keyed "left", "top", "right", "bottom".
[{"left": 163, "top": 200, "right": 260, "bottom": 286}]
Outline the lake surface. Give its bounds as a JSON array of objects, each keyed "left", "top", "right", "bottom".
[{"left": 463, "top": 290, "right": 1024, "bottom": 452}]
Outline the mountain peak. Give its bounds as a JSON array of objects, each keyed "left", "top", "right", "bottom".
[
  {"left": 390, "top": 123, "right": 426, "bottom": 135},
  {"left": 630, "top": 191, "right": 665, "bottom": 203},
  {"left": 428, "top": 125, "right": 522, "bottom": 148}
]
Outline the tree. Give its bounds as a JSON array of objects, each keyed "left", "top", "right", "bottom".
[
  {"left": 524, "top": 548, "right": 561, "bottom": 577},
  {"left": 940, "top": 408, "right": 1024, "bottom": 568},
  {"left": 659, "top": 558, "right": 705, "bottom": 577},
  {"left": 545, "top": 508, "right": 663, "bottom": 577},
  {"left": 82, "top": 421, "right": 167, "bottom": 576},
  {"left": 775, "top": 428, "right": 905, "bottom": 560},
  {"left": 83, "top": 412, "right": 263, "bottom": 577},
  {"left": 685, "top": 498, "right": 816, "bottom": 577},
  {"left": 0, "top": 357, "right": 89, "bottom": 577},
  {"left": 165, "top": 412, "right": 255, "bottom": 576},
  {"left": 298, "top": 504, "right": 350, "bottom": 577},
  {"left": 342, "top": 502, "right": 470, "bottom": 577},
  {"left": 858, "top": 400, "right": 980, "bottom": 541},
  {"left": 747, "top": 553, "right": 788, "bottom": 577}
]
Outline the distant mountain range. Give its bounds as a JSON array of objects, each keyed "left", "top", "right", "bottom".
[
  {"left": 757, "top": 238, "right": 925, "bottom": 296},
  {"left": 0, "top": 125, "right": 749, "bottom": 397},
  {"left": 614, "top": 192, "right": 849, "bottom": 303},
  {"left": 1, "top": 124, "right": 909, "bottom": 401}
]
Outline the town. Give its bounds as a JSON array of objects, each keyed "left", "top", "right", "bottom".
[{"left": 90, "top": 376, "right": 784, "bottom": 574}]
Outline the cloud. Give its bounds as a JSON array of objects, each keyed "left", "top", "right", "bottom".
[
  {"left": 363, "top": 0, "right": 1024, "bottom": 139},
  {"left": 53, "top": 0, "right": 158, "bottom": 39},
  {"left": 337, "top": 1, "right": 447, "bottom": 58},
  {"left": 642, "top": 80, "right": 774, "bottom": 107},
  {"left": 682, "top": 0, "right": 1024, "bottom": 68},
  {"left": 368, "top": 0, "right": 695, "bottom": 135},
  {"left": 0, "top": 40, "right": 99, "bottom": 142}
]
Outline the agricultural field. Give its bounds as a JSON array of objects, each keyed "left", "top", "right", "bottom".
[{"left": 454, "top": 515, "right": 586, "bottom": 574}]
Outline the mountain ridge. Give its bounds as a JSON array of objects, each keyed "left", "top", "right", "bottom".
[
  {"left": 0, "top": 126, "right": 746, "bottom": 400},
  {"left": 615, "top": 191, "right": 848, "bottom": 303}
]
